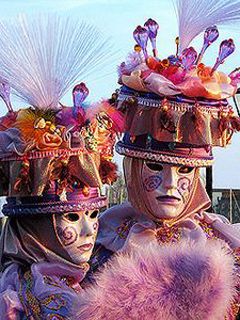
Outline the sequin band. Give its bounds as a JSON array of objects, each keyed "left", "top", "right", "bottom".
[
  {"left": 118, "top": 85, "right": 229, "bottom": 110},
  {"left": 3, "top": 198, "right": 107, "bottom": 216},
  {"left": 0, "top": 147, "right": 85, "bottom": 162},
  {"left": 116, "top": 144, "right": 214, "bottom": 167}
]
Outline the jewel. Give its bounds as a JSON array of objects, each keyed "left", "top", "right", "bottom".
[
  {"left": 168, "top": 142, "right": 176, "bottom": 150},
  {"left": 134, "top": 44, "right": 142, "bottom": 52},
  {"left": 179, "top": 47, "right": 197, "bottom": 70},
  {"left": 130, "top": 135, "right": 136, "bottom": 143},
  {"left": 197, "top": 26, "right": 219, "bottom": 64},
  {"left": 168, "top": 55, "right": 180, "bottom": 66},
  {"left": 229, "top": 67, "right": 240, "bottom": 86},
  {"left": 133, "top": 26, "right": 149, "bottom": 60},
  {"left": 0, "top": 80, "right": 13, "bottom": 112},
  {"left": 144, "top": 18, "right": 159, "bottom": 57},
  {"left": 161, "top": 59, "right": 170, "bottom": 68},
  {"left": 211, "top": 39, "right": 235, "bottom": 74}
]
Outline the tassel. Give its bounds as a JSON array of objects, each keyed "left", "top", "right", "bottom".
[
  {"left": 218, "top": 110, "right": 233, "bottom": 143},
  {"left": 229, "top": 108, "right": 240, "bottom": 131},
  {"left": 14, "top": 158, "right": 31, "bottom": 193},
  {"left": 50, "top": 157, "right": 78, "bottom": 194},
  {"left": 230, "top": 116, "right": 240, "bottom": 131},
  {"left": 159, "top": 99, "right": 176, "bottom": 133},
  {"left": 191, "top": 103, "right": 205, "bottom": 131},
  {"left": 99, "top": 159, "right": 118, "bottom": 185}
]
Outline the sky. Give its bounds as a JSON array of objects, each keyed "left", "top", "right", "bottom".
[{"left": 0, "top": 0, "right": 239, "bottom": 188}]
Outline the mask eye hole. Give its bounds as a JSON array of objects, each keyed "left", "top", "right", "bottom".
[
  {"left": 64, "top": 213, "right": 80, "bottom": 222},
  {"left": 90, "top": 210, "right": 99, "bottom": 219},
  {"left": 146, "top": 162, "right": 163, "bottom": 172},
  {"left": 178, "top": 166, "right": 194, "bottom": 174}
]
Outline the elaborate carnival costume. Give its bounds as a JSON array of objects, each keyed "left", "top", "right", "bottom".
[
  {"left": 0, "top": 15, "right": 123, "bottom": 319},
  {"left": 78, "top": 1, "right": 240, "bottom": 319}
]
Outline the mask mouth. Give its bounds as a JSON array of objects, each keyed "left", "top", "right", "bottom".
[
  {"left": 156, "top": 195, "right": 181, "bottom": 204},
  {"left": 77, "top": 243, "right": 93, "bottom": 253}
]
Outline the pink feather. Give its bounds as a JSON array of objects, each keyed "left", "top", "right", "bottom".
[{"left": 78, "top": 239, "right": 236, "bottom": 320}]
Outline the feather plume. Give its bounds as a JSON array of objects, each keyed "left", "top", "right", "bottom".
[
  {"left": 77, "top": 239, "right": 236, "bottom": 320},
  {"left": 174, "top": 0, "right": 240, "bottom": 52},
  {"left": 0, "top": 14, "right": 113, "bottom": 109}
]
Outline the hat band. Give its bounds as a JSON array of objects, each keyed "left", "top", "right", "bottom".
[
  {"left": 118, "top": 85, "right": 229, "bottom": 109},
  {"left": 116, "top": 143, "right": 214, "bottom": 167},
  {"left": 3, "top": 196, "right": 107, "bottom": 216}
]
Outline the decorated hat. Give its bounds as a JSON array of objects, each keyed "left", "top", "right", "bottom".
[
  {"left": 115, "top": 0, "right": 240, "bottom": 167},
  {"left": 0, "top": 14, "right": 124, "bottom": 216}
]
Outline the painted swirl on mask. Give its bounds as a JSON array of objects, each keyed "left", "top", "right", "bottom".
[
  {"left": 177, "top": 177, "right": 191, "bottom": 202},
  {"left": 57, "top": 226, "right": 78, "bottom": 246},
  {"left": 143, "top": 175, "right": 162, "bottom": 192}
]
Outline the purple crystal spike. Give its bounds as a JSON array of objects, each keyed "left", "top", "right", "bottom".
[
  {"left": 133, "top": 26, "right": 149, "bottom": 60},
  {"left": 179, "top": 47, "right": 197, "bottom": 70},
  {"left": 72, "top": 82, "right": 89, "bottom": 107},
  {"left": 229, "top": 67, "right": 240, "bottom": 86},
  {"left": 0, "top": 81, "right": 13, "bottom": 112},
  {"left": 72, "top": 82, "right": 89, "bottom": 119},
  {"left": 211, "top": 39, "right": 235, "bottom": 74},
  {"left": 197, "top": 26, "right": 219, "bottom": 64},
  {"left": 144, "top": 19, "right": 159, "bottom": 57},
  {"left": 144, "top": 19, "right": 159, "bottom": 39}
]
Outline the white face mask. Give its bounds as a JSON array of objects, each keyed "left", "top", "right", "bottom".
[
  {"left": 54, "top": 210, "right": 99, "bottom": 264},
  {"left": 141, "top": 161, "right": 196, "bottom": 220}
]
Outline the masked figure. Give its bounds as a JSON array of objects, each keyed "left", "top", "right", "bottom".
[
  {"left": 78, "top": 3, "right": 240, "bottom": 319},
  {"left": 0, "top": 14, "right": 120, "bottom": 319}
]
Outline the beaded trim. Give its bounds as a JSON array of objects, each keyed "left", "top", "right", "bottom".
[
  {"left": 116, "top": 144, "right": 214, "bottom": 167},
  {"left": 3, "top": 198, "right": 107, "bottom": 216},
  {"left": 118, "top": 92, "right": 230, "bottom": 115},
  {"left": 0, "top": 147, "right": 85, "bottom": 162}
]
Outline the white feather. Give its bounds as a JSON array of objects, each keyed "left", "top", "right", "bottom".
[
  {"left": 0, "top": 14, "right": 113, "bottom": 109},
  {"left": 174, "top": 0, "right": 240, "bottom": 52}
]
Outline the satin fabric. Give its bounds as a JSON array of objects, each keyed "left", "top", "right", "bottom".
[
  {"left": 0, "top": 214, "right": 89, "bottom": 273},
  {"left": 122, "top": 68, "right": 236, "bottom": 100}
]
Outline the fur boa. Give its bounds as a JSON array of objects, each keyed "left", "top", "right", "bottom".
[{"left": 78, "top": 239, "right": 236, "bottom": 320}]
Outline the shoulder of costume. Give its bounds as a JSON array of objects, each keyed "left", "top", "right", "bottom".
[
  {"left": 199, "top": 211, "right": 240, "bottom": 249},
  {"left": 97, "top": 201, "right": 151, "bottom": 251},
  {"left": 99, "top": 201, "right": 139, "bottom": 224}
]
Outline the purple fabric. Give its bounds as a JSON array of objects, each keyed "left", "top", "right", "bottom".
[
  {"left": 0, "top": 128, "right": 26, "bottom": 157},
  {"left": 0, "top": 262, "right": 85, "bottom": 319}
]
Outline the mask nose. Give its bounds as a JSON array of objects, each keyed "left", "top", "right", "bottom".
[
  {"left": 162, "top": 167, "right": 178, "bottom": 191},
  {"left": 80, "top": 215, "right": 94, "bottom": 237}
]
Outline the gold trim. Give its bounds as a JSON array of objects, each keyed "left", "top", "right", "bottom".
[{"left": 116, "top": 145, "right": 214, "bottom": 167}]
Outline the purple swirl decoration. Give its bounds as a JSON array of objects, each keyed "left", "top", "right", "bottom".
[
  {"left": 57, "top": 226, "right": 78, "bottom": 246},
  {"left": 143, "top": 175, "right": 162, "bottom": 192}
]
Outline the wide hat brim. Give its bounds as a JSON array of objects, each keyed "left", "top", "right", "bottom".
[
  {"left": 116, "top": 133, "right": 214, "bottom": 167},
  {"left": 3, "top": 188, "right": 107, "bottom": 217}
]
